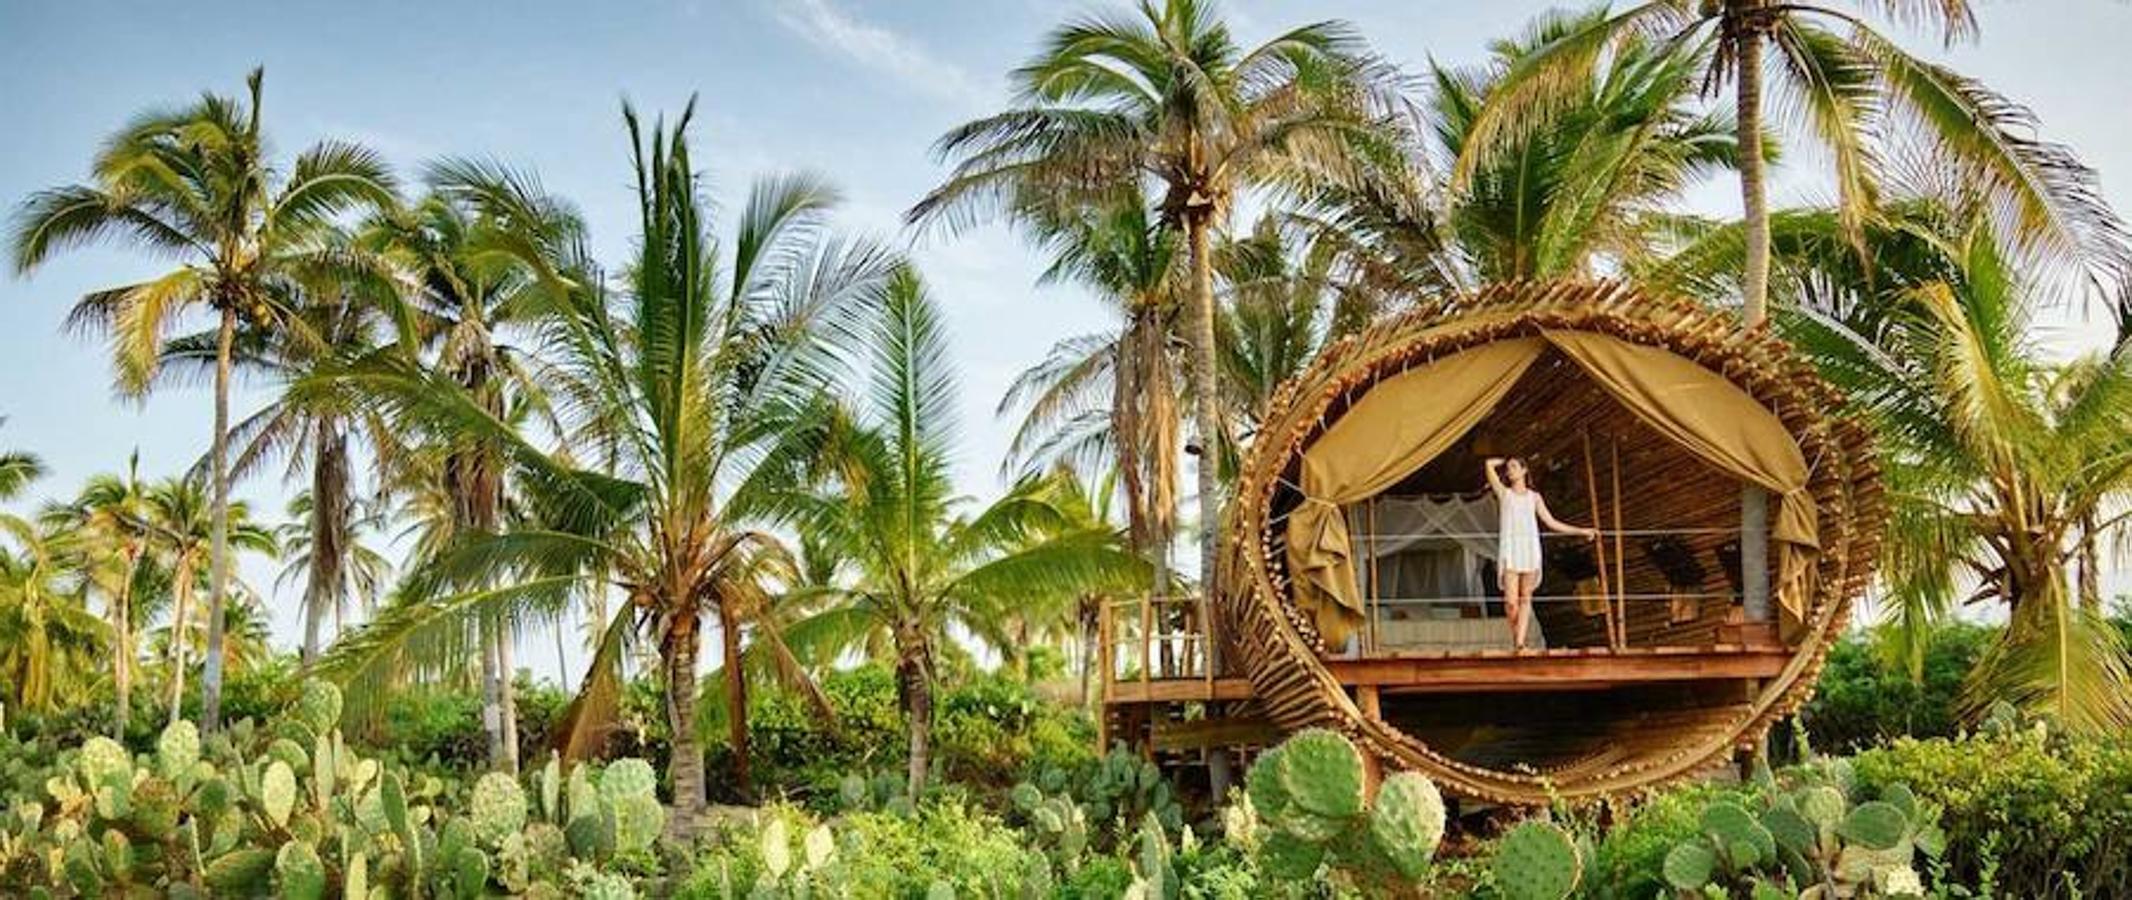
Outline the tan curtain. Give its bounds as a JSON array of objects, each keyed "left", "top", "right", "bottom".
[
  {"left": 1287, "top": 339, "right": 1545, "bottom": 644},
  {"left": 1541, "top": 330, "right": 1818, "bottom": 624}
]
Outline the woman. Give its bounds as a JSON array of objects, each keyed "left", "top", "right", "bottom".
[{"left": 1485, "top": 457, "right": 1600, "bottom": 652}]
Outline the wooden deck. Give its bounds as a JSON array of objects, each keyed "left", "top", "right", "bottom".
[{"left": 1102, "top": 644, "right": 1789, "bottom": 705}]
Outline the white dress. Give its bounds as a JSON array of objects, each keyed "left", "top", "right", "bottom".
[{"left": 1497, "top": 488, "right": 1543, "bottom": 576}]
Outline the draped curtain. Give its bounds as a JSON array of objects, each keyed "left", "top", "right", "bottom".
[{"left": 1285, "top": 332, "right": 1817, "bottom": 645}]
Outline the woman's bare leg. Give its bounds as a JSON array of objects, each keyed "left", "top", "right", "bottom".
[{"left": 1510, "top": 573, "right": 1538, "bottom": 650}]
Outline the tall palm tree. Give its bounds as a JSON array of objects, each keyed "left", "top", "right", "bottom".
[
  {"left": 1215, "top": 214, "right": 1383, "bottom": 438},
  {"left": 1788, "top": 213, "right": 2132, "bottom": 731},
  {"left": 911, "top": 3, "right": 1406, "bottom": 715},
  {"left": 158, "top": 265, "right": 398, "bottom": 669},
  {"left": 41, "top": 456, "right": 152, "bottom": 732},
  {"left": 319, "top": 104, "right": 897, "bottom": 826},
  {"left": 8, "top": 69, "right": 397, "bottom": 730},
  {"left": 359, "top": 179, "right": 575, "bottom": 773},
  {"left": 766, "top": 270, "right": 1140, "bottom": 795},
  {"left": 998, "top": 196, "right": 1182, "bottom": 609},
  {"left": 1426, "top": 8, "right": 1738, "bottom": 282},
  {"left": 135, "top": 477, "right": 275, "bottom": 725},
  {"left": 1451, "top": 0, "right": 2125, "bottom": 325}
]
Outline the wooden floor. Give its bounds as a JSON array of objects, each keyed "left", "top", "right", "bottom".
[{"left": 1103, "top": 645, "right": 1789, "bottom": 705}]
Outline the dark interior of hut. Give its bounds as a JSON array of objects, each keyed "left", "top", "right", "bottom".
[{"left": 1342, "top": 348, "right": 1756, "bottom": 656}]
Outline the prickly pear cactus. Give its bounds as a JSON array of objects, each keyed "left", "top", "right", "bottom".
[
  {"left": 274, "top": 840, "right": 327, "bottom": 900},
  {"left": 1366, "top": 772, "right": 1444, "bottom": 879},
  {"left": 156, "top": 720, "right": 200, "bottom": 779},
  {"left": 598, "top": 758, "right": 656, "bottom": 803},
  {"left": 1490, "top": 820, "right": 1582, "bottom": 900},
  {"left": 1274, "top": 729, "right": 1366, "bottom": 821},
  {"left": 77, "top": 736, "right": 131, "bottom": 789},
  {"left": 262, "top": 760, "right": 298, "bottom": 828},
  {"left": 295, "top": 678, "right": 343, "bottom": 733},
  {"left": 471, "top": 771, "right": 530, "bottom": 846}
]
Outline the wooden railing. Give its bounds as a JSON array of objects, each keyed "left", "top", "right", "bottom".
[{"left": 1098, "top": 596, "right": 1212, "bottom": 695}]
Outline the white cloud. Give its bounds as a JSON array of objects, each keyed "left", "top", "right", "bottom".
[{"left": 769, "top": 0, "right": 996, "bottom": 111}]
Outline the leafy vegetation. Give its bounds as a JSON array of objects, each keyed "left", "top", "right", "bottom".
[{"left": 5, "top": 0, "right": 2132, "bottom": 896}]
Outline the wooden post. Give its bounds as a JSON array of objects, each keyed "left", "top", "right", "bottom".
[
  {"left": 1611, "top": 438, "right": 1628, "bottom": 649},
  {"left": 1356, "top": 685, "right": 1383, "bottom": 792},
  {"left": 1580, "top": 430, "right": 1616, "bottom": 651},
  {"left": 1097, "top": 602, "right": 1114, "bottom": 751},
  {"left": 1140, "top": 593, "right": 1155, "bottom": 686},
  {"left": 1367, "top": 497, "right": 1381, "bottom": 656}
]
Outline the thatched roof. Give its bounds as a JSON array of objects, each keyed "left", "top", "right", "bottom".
[{"left": 1219, "top": 280, "right": 1884, "bottom": 804}]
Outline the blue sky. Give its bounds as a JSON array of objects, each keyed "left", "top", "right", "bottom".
[{"left": 5, "top": 0, "right": 2132, "bottom": 672}]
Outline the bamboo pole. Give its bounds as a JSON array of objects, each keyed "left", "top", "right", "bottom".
[
  {"left": 1611, "top": 437, "right": 1629, "bottom": 650},
  {"left": 1581, "top": 430, "right": 1617, "bottom": 650},
  {"left": 1367, "top": 497, "right": 1381, "bottom": 656}
]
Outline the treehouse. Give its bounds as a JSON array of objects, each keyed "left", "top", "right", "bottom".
[{"left": 1097, "top": 280, "right": 1884, "bottom": 805}]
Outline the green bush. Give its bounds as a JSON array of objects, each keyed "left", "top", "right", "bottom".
[
  {"left": 1801, "top": 623, "right": 1990, "bottom": 753},
  {"left": 1587, "top": 784, "right": 1749, "bottom": 899},
  {"left": 1852, "top": 727, "right": 2132, "bottom": 898}
]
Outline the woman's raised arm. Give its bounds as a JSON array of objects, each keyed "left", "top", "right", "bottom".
[{"left": 1483, "top": 457, "right": 1507, "bottom": 495}]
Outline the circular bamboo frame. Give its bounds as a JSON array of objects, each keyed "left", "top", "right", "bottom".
[{"left": 1221, "top": 280, "right": 1884, "bottom": 805}]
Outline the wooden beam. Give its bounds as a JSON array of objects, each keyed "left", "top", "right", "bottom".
[
  {"left": 1326, "top": 649, "right": 1787, "bottom": 692},
  {"left": 1106, "top": 677, "right": 1257, "bottom": 705},
  {"left": 1152, "top": 715, "right": 1280, "bottom": 752}
]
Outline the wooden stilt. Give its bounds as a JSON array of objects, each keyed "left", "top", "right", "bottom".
[{"left": 1581, "top": 430, "right": 1616, "bottom": 650}]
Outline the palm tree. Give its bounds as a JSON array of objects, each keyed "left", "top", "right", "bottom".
[
  {"left": 1451, "top": 1, "right": 2125, "bottom": 325},
  {"left": 766, "top": 269, "right": 1141, "bottom": 795},
  {"left": 1788, "top": 212, "right": 2132, "bottom": 731},
  {"left": 135, "top": 477, "right": 275, "bottom": 725},
  {"left": 0, "top": 517, "right": 110, "bottom": 715},
  {"left": 8, "top": 69, "right": 397, "bottom": 730},
  {"left": 998, "top": 196, "right": 1183, "bottom": 610},
  {"left": 1425, "top": 9, "right": 1738, "bottom": 282},
  {"left": 274, "top": 491, "right": 392, "bottom": 640},
  {"left": 41, "top": 456, "right": 152, "bottom": 732},
  {"left": 0, "top": 421, "right": 41, "bottom": 501},
  {"left": 1215, "top": 214, "right": 1384, "bottom": 438},
  {"left": 910, "top": 3, "right": 1407, "bottom": 712},
  {"left": 318, "top": 104, "right": 896, "bottom": 826},
  {"left": 358, "top": 179, "right": 575, "bottom": 773}
]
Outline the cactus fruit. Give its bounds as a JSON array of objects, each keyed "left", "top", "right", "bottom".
[
  {"left": 156, "top": 720, "right": 200, "bottom": 779},
  {"left": 1276, "top": 729, "right": 1366, "bottom": 820},
  {"left": 1491, "top": 821, "right": 1582, "bottom": 900},
  {"left": 1366, "top": 772, "right": 1445, "bottom": 879},
  {"left": 471, "top": 771, "right": 530, "bottom": 846}
]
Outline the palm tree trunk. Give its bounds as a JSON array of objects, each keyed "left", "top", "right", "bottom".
[
  {"left": 168, "top": 568, "right": 194, "bottom": 726},
  {"left": 1183, "top": 211, "right": 1235, "bottom": 796},
  {"left": 1734, "top": 21, "right": 1775, "bottom": 628},
  {"left": 664, "top": 607, "right": 707, "bottom": 836},
  {"left": 718, "top": 601, "right": 753, "bottom": 800},
  {"left": 200, "top": 306, "right": 236, "bottom": 733},
  {"left": 482, "top": 632, "right": 507, "bottom": 767},
  {"left": 2077, "top": 514, "right": 2101, "bottom": 611},
  {"left": 498, "top": 629, "right": 520, "bottom": 772},
  {"left": 897, "top": 624, "right": 934, "bottom": 798},
  {"left": 301, "top": 424, "right": 349, "bottom": 667},
  {"left": 114, "top": 546, "right": 139, "bottom": 736}
]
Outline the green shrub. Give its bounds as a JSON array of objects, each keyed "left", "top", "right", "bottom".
[
  {"left": 1852, "top": 727, "right": 2132, "bottom": 898},
  {"left": 1587, "top": 784, "right": 1748, "bottom": 899},
  {"left": 1801, "top": 623, "right": 1990, "bottom": 753}
]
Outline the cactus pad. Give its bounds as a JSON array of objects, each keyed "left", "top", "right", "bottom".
[
  {"left": 1490, "top": 821, "right": 1582, "bottom": 900},
  {"left": 471, "top": 771, "right": 530, "bottom": 846},
  {"left": 1367, "top": 772, "right": 1445, "bottom": 879},
  {"left": 1275, "top": 729, "right": 1365, "bottom": 820}
]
